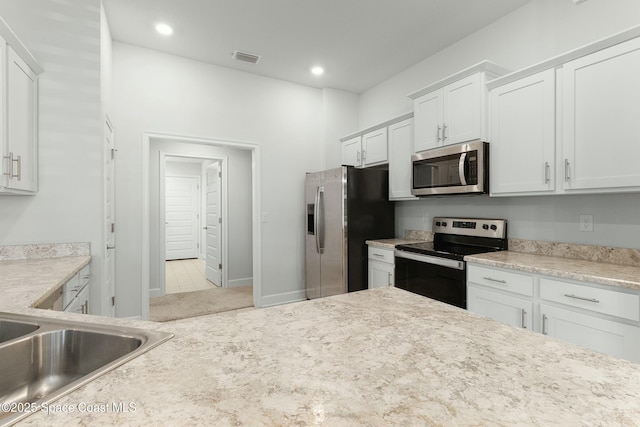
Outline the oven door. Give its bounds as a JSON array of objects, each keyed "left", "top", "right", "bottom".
[{"left": 394, "top": 250, "right": 467, "bottom": 309}]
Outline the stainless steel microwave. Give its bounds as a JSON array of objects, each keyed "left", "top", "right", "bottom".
[{"left": 411, "top": 140, "right": 489, "bottom": 196}]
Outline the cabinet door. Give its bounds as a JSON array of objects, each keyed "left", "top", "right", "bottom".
[
  {"left": 468, "top": 285, "right": 533, "bottom": 330},
  {"left": 541, "top": 304, "right": 640, "bottom": 363},
  {"left": 562, "top": 37, "right": 640, "bottom": 191},
  {"left": 490, "top": 69, "right": 556, "bottom": 195},
  {"left": 443, "top": 73, "right": 482, "bottom": 145},
  {"left": 388, "top": 118, "right": 416, "bottom": 200},
  {"left": 6, "top": 47, "right": 38, "bottom": 192},
  {"left": 341, "top": 136, "right": 362, "bottom": 167},
  {"left": 362, "top": 127, "right": 388, "bottom": 166},
  {"left": 414, "top": 89, "right": 443, "bottom": 152},
  {"left": 368, "top": 260, "right": 394, "bottom": 289}
]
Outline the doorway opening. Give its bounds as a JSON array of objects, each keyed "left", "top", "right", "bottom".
[
  {"left": 141, "top": 132, "right": 261, "bottom": 321},
  {"left": 163, "top": 157, "right": 222, "bottom": 295}
]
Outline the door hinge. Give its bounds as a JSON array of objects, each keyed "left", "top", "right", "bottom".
[
  {"left": 218, "top": 217, "right": 222, "bottom": 224},
  {"left": 111, "top": 223, "right": 115, "bottom": 233},
  {"left": 111, "top": 296, "right": 115, "bottom": 306},
  {"left": 111, "top": 148, "right": 116, "bottom": 160},
  {"left": 197, "top": 243, "right": 199, "bottom": 249},
  {"left": 218, "top": 172, "right": 222, "bottom": 178},
  {"left": 219, "top": 263, "right": 222, "bottom": 270}
]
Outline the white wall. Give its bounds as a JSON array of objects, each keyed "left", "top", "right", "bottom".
[
  {"left": 0, "top": 1, "right": 105, "bottom": 311},
  {"left": 358, "top": 0, "right": 640, "bottom": 249},
  {"left": 150, "top": 141, "right": 253, "bottom": 294},
  {"left": 322, "top": 88, "right": 359, "bottom": 169},
  {"left": 113, "top": 42, "right": 329, "bottom": 316}
]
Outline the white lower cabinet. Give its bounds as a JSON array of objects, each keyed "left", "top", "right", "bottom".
[
  {"left": 63, "top": 263, "right": 91, "bottom": 314},
  {"left": 367, "top": 246, "right": 394, "bottom": 289},
  {"left": 467, "top": 263, "right": 640, "bottom": 363},
  {"left": 468, "top": 286, "right": 533, "bottom": 330},
  {"left": 540, "top": 304, "right": 640, "bottom": 363}
]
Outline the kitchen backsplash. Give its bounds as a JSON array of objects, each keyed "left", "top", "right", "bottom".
[
  {"left": 404, "top": 230, "right": 639, "bottom": 267},
  {"left": 0, "top": 243, "right": 91, "bottom": 261}
]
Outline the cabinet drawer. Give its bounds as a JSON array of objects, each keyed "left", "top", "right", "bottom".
[
  {"left": 368, "top": 246, "right": 394, "bottom": 264},
  {"left": 467, "top": 265, "right": 534, "bottom": 296},
  {"left": 77, "top": 264, "right": 91, "bottom": 287},
  {"left": 540, "top": 278, "right": 640, "bottom": 321}
]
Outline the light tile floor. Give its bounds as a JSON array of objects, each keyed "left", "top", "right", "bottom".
[{"left": 165, "top": 259, "right": 218, "bottom": 294}]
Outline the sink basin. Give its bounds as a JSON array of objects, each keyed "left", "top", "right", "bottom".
[
  {"left": 0, "top": 312, "right": 173, "bottom": 426},
  {"left": 0, "top": 319, "right": 39, "bottom": 344}
]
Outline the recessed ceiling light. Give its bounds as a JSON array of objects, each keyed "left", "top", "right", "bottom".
[
  {"left": 155, "top": 23, "right": 173, "bottom": 36},
  {"left": 311, "top": 66, "right": 324, "bottom": 76}
]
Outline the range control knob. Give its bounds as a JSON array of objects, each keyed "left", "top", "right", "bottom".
[
  {"left": 482, "top": 224, "right": 489, "bottom": 230},
  {"left": 435, "top": 221, "right": 441, "bottom": 227},
  {"left": 490, "top": 224, "right": 498, "bottom": 231},
  {"left": 442, "top": 222, "right": 448, "bottom": 227}
]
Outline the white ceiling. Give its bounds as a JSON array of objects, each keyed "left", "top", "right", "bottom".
[{"left": 102, "top": 0, "right": 532, "bottom": 94}]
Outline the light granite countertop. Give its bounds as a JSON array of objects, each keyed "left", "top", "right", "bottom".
[
  {"left": 366, "top": 238, "right": 425, "bottom": 249},
  {"left": 466, "top": 251, "right": 640, "bottom": 292},
  {"left": 3, "top": 256, "right": 640, "bottom": 425},
  {"left": 0, "top": 256, "right": 91, "bottom": 310},
  {"left": 11, "top": 287, "right": 640, "bottom": 426}
]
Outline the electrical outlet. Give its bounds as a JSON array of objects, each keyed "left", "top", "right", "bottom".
[{"left": 579, "top": 214, "right": 593, "bottom": 232}]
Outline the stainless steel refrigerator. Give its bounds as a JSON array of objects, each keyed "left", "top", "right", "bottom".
[{"left": 305, "top": 166, "right": 395, "bottom": 299}]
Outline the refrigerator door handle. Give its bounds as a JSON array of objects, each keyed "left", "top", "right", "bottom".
[{"left": 316, "top": 186, "right": 325, "bottom": 254}]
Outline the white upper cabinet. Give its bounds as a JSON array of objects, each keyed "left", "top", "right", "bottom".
[
  {"left": 410, "top": 62, "right": 508, "bottom": 153},
  {"left": 0, "top": 17, "right": 43, "bottom": 195},
  {"left": 489, "top": 69, "right": 556, "bottom": 195},
  {"left": 361, "top": 127, "right": 388, "bottom": 166},
  {"left": 388, "top": 117, "right": 416, "bottom": 200},
  {"left": 562, "top": 37, "right": 640, "bottom": 192},
  {"left": 413, "top": 89, "right": 442, "bottom": 151},
  {"left": 341, "top": 136, "right": 362, "bottom": 167}
]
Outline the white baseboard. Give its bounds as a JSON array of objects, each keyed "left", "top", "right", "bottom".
[
  {"left": 227, "top": 277, "right": 252, "bottom": 288},
  {"left": 259, "top": 289, "right": 307, "bottom": 308}
]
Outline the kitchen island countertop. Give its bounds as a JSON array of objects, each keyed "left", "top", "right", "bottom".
[{"left": 10, "top": 287, "right": 640, "bottom": 426}]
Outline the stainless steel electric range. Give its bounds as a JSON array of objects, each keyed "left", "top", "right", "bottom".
[{"left": 394, "top": 217, "right": 508, "bottom": 309}]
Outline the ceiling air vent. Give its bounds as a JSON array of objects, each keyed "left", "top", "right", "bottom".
[{"left": 232, "top": 50, "right": 261, "bottom": 64}]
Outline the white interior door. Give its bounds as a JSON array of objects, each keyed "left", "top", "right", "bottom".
[
  {"left": 104, "top": 117, "right": 115, "bottom": 316},
  {"left": 206, "top": 163, "right": 222, "bottom": 286},
  {"left": 165, "top": 176, "right": 200, "bottom": 260}
]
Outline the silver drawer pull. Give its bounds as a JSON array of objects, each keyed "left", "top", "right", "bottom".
[
  {"left": 564, "top": 294, "right": 600, "bottom": 303},
  {"left": 372, "top": 253, "right": 385, "bottom": 258},
  {"left": 483, "top": 277, "right": 507, "bottom": 284}
]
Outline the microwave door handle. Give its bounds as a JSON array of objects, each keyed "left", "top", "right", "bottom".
[{"left": 458, "top": 152, "right": 467, "bottom": 186}]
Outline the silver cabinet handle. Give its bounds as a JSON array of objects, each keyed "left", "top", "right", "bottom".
[
  {"left": 521, "top": 309, "right": 527, "bottom": 329},
  {"left": 564, "top": 294, "right": 600, "bottom": 303},
  {"left": 362, "top": 150, "right": 366, "bottom": 162},
  {"left": 544, "top": 162, "right": 550, "bottom": 184},
  {"left": 483, "top": 276, "right": 507, "bottom": 284},
  {"left": 314, "top": 186, "right": 321, "bottom": 254},
  {"left": 437, "top": 125, "right": 442, "bottom": 142},
  {"left": 542, "top": 314, "right": 548, "bottom": 335},
  {"left": 387, "top": 272, "right": 392, "bottom": 286},
  {"left": 317, "top": 186, "right": 325, "bottom": 254},
  {"left": 372, "top": 253, "right": 385, "bottom": 258},
  {"left": 3, "top": 152, "right": 20, "bottom": 180},
  {"left": 564, "top": 159, "right": 570, "bottom": 182},
  {"left": 356, "top": 151, "right": 360, "bottom": 163},
  {"left": 443, "top": 123, "right": 448, "bottom": 141}
]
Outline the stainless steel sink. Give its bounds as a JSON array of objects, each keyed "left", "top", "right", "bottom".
[
  {"left": 0, "top": 319, "right": 39, "bottom": 344},
  {"left": 0, "top": 312, "right": 173, "bottom": 426}
]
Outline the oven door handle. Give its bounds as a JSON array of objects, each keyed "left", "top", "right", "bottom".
[
  {"left": 458, "top": 152, "right": 467, "bottom": 186},
  {"left": 394, "top": 250, "right": 464, "bottom": 270}
]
